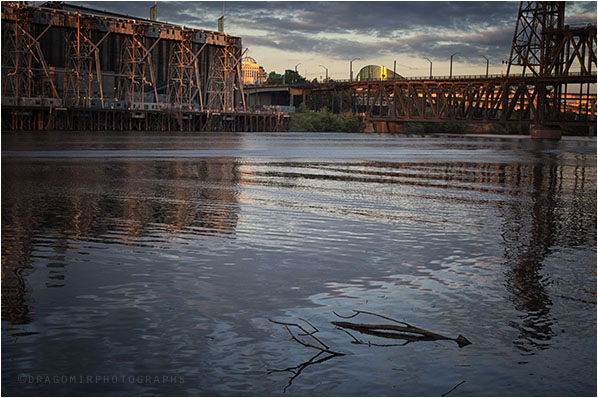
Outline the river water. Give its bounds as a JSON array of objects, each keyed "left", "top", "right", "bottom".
[{"left": 2, "top": 131, "right": 596, "bottom": 396}]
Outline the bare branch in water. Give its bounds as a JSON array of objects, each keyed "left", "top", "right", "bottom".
[
  {"left": 336, "top": 327, "right": 409, "bottom": 347},
  {"left": 332, "top": 310, "right": 471, "bottom": 348},
  {"left": 267, "top": 351, "right": 337, "bottom": 393},
  {"left": 269, "top": 318, "right": 331, "bottom": 349},
  {"left": 334, "top": 310, "right": 413, "bottom": 328},
  {"left": 441, "top": 380, "right": 466, "bottom": 396},
  {"left": 297, "top": 317, "right": 319, "bottom": 336},
  {"left": 268, "top": 317, "right": 345, "bottom": 393}
]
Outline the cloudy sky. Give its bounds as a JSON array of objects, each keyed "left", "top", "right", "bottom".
[{"left": 68, "top": 1, "right": 596, "bottom": 80}]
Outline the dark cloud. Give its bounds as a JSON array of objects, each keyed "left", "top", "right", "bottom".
[
  {"left": 67, "top": 1, "right": 596, "bottom": 66},
  {"left": 70, "top": 1, "right": 518, "bottom": 34}
]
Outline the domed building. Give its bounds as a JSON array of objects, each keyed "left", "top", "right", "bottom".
[
  {"left": 241, "top": 56, "right": 267, "bottom": 85},
  {"left": 356, "top": 65, "right": 403, "bottom": 81}
]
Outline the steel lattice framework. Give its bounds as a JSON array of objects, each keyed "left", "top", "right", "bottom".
[
  {"left": 117, "top": 24, "right": 161, "bottom": 107},
  {"left": 63, "top": 15, "right": 102, "bottom": 107},
  {"left": 205, "top": 45, "right": 245, "bottom": 111},
  {"left": 1, "top": 6, "right": 59, "bottom": 101},
  {"left": 286, "top": 1, "right": 596, "bottom": 132},
  {"left": 1, "top": 1, "right": 244, "bottom": 112},
  {"left": 506, "top": 1, "right": 565, "bottom": 77},
  {"left": 167, "top": 30, "right": 201, "bottom": 110}
]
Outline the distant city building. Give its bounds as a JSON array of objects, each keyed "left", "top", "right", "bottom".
[
  {"left": 242, "top": 57, "right": 267, "bottom": 85},
  {"left": 356, "top": 65, "right": 403, "bottom": 81},
  {"left": 258, "top": 66, "right": 267, "bottom": 81}
]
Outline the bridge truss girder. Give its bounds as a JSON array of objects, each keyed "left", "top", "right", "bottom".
[
  {"left": 357, "top": 80, "right": 595, "bottom": 125},
  {"left": 541, "top": 26, "right": 597, "bottom": 76},
  {"left": 298, "top": 75, "right": 596, "bottom": 126}
]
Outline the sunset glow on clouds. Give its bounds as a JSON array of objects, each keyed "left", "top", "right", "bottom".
[{"left": 71, "top": 1, "right": 596, "bottom": 80}]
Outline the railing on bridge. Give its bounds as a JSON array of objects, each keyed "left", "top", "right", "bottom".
[{"left": 245, "top": 71, "right": 596, "bottom": 89}]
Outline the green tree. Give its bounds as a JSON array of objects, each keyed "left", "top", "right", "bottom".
[
  {"left": 265, "top": 71, "right": 282, "bottom": 85},
  {"left": 296, "top": 103, "right": 309, "bottom": 113},
  {"left": 264, "top": 70, "right": 308, "bottom": 85},
  {"left": 283, "top": 69, "right": 307, "bottom": 84}
]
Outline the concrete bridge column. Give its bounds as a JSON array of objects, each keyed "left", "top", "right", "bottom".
[
  {"left": 365, "top": 121, "right": 406, "bottom": 134},
  {"left": 530, "top": 125, "right": 562, "bottom": 140}
]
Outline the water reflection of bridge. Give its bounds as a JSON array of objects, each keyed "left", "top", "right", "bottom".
[
  {"left": 3, "top": 146, "right": 596, "bottom": 344},
  {"left": 499, "top": 156, "right": 596, "bottom": 352},
  {"left": 1, "top": 155, "right": 242, "bottom": 325}
]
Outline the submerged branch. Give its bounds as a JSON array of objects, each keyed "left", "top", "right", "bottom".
[
  {"left": 268, "top": 317, "right": 344, "bottom": 393},
  {"left": 269, "top": 318, "right": 330, "bottom": 349},
  {"left": 333, "top": 310, "right": 413, "bottom": 328},
  {"left": 336, "top": 327, "right": 409, "bottom": 347},
  {"left": 332, "top": 310, "right": 471, "bottom": 348},
  {"left": 267, "top": 351, "right": 338, "bottom": 393},
  {"left": 441, "top": 380, "right": 466, "bottom": 396},
  {"left": 269, "top": 318, "right": 344, "bottom": 355}
]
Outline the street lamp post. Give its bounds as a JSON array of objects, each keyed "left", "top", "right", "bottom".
[
  {"left": 319, "top": 64, "right": 328, "bottom": 82},
  {"left": 481, "top": 55, "right": 489, "bottom": 78},
  {"left": 450, "top": 52, "right": 460, "bottom": 78},
  {"left": 293, "top": 63, "right": 301, "bottom": 83},
  {"left": 424, "top": 57, "right": 433, "bottom": 79},
  {"left": 350, "top": 57, "right": 360, "bottom": 81}
]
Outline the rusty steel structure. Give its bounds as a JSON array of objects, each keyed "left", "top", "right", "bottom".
[
  {"left": 2, "top": 1, "right": 596, "bottom": 135},
  {"left": 1, "top": 1, "right": 288, "bottom": 132},
  {"left": 246, "top": 1, "right": 596, "bottom": 136}
]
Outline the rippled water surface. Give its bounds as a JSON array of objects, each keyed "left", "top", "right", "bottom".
[{"left": 2, "top": 131, "right": 596, "bottom": 396}]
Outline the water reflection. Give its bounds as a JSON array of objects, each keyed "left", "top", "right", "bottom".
[
  {"left": 267, "top": 352, "right": 338, "bottom": 393},
  {"left": 499, "top": 159, "right": 596, "bottom": 353},
  {"left": 1, "top": 133, "right": 596, "bottom": 396},
  {"left": 237, "top": 155, "right": 596, "bottom": 355},
  {"left": 2, "top": 157, "right": 242, "bottom": 327}
]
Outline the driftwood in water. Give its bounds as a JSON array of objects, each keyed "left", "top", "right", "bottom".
[
  {"left": 269, "top": 318, "right": 344, "bottom": 356},
  {"left": 268, "top": 318, "right": 344, "bottom": 393},
  {"left": 332, "top": 310, "right": 471, "bottom": 348},
  {"left": 441, "top": 380, "right": 466, "bottom": 396},
  {"left": 267, "top": 351, "right": 337, "bottom": 393}
]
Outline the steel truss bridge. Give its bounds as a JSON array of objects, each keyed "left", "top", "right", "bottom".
[
  {"left": 246, "top": 2, "right": 596, "bottom": 137},
  {"left": 297, "top": 72, "right": 595, "bottom": 126},
  {"left": 1, "top": 1, "right": 596, "bottom": 136}
]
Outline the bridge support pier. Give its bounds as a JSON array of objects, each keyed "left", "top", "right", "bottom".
[
  {"left": 530, "top": 125, "right": 562, "bottom": 140},
  {"left": 365, "top": 121, "right": 406, "bottom": 134},
  {"left": 387, "top": 122, "right": 406, "bottom": 134}
]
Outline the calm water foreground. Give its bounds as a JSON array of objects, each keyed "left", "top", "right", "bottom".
[{"left": 1, "top": 131, "right": 596, "bottom": 396}]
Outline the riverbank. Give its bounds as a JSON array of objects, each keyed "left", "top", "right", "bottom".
[
  {"left": 289, "top": 104, "right": 361, "bottom": 132},
  {"left": 290, "top": 106, "right": 592, "bottom": 136}
]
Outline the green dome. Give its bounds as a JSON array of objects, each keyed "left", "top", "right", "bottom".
[{"left": 356, "top": 65, "right": 403, "bottom": 81}]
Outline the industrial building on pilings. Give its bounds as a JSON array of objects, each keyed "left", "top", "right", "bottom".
[{"left": 1, "top": 1, "right": 289, "bottom": 132}]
